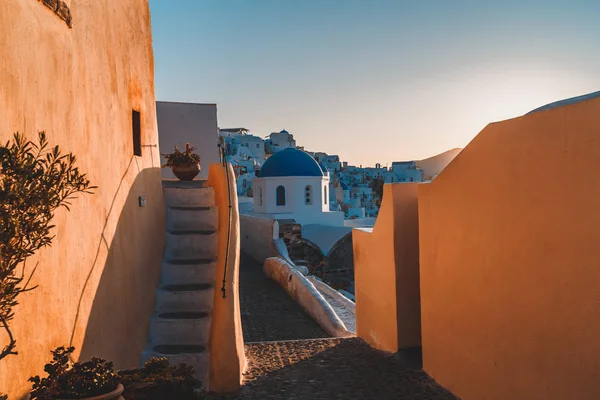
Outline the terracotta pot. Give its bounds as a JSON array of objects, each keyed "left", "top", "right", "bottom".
[
  {"left": 172, "top": 162, "right": 201, "bottom": 181},
  {"left": 56, "top": 383, "right": 124, "bottom": 400}
]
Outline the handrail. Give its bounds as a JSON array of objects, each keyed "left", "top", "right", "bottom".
[{"left": 218, "top": 143, "right": 232, "bottom": 298}]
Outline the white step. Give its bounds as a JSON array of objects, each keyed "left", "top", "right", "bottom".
[
  {"left": 163, "top": 186, "right": 215, "bottom": 208},
  {"left": 149, "top": 312, "right": 211, "bottom": 346},
  {"left": 155, "top": 284, "right": 215, "bottom": 314},
  {"left": 167, "top": 206, "right": 218, "bottom": 232},
  {"left": 141, "top": 346, "right": 209, "bottom": 387},
  {"left": 164, "top": 230, "right": 218, "bottom": 260},
  {"left": 160, "top": 259, "right": 217, "bottom": 286}
]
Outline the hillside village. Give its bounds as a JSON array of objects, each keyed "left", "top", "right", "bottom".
[{"left": 220, "top": 127, "right": 461, "bottom": 221}]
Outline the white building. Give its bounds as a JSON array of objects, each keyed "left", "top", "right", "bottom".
[
  {"left": 219, "top": 128, "right": 265, "bottom": 162},
  {"left": 252, "top": 148, "right": 344, "bottom": 226},
  {"left": 264, "top": 129, "right": 297, "bottom": 154},
  {"left": 391, "top": 161, "right": 424, "bottom": 182},
  {"left": 351, "top": 185, "right": 373, "bottom": 202}
]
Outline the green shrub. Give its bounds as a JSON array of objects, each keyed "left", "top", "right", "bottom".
[{"left": 0, "top": 132, "right": 94, "bottom": 398}]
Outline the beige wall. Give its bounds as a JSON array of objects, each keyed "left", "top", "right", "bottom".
[
  {"left": 156, "top": 102, "right": 220, "bottom": 180},
  {"left": 353, "top": 183, "right": 421, "bottom": 353},
  {"left": 0, "top": 1, "right": 165, "bottom": 397},
  {"left": 419, "top": 96, "right": 600, "bottom": 400},
  {"left": 207, "top": 163, "right": 246, "bottom": 392}
]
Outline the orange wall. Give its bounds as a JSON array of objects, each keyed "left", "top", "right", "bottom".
[
  {"left": 419, "top": 96, "right": 600, "bottom": 400},
  {"left": 0, "top": 1, "right": 164, "bottom": 397},
  {"left": 207, "top": 163, "right": 246, "bottom": 392},
  {"left": 353, "top": 183, "right": 421, "bottom": 353}
]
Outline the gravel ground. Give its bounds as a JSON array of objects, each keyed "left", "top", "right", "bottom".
[
  {"left": 239, "top": 254, "right": 328, "bottom": 342},
  {"left": 208, "top": 338, "right": 459, "bottom": 400},
  {"left": 221, "top": 254, "right": 459, "bottom": 400}
]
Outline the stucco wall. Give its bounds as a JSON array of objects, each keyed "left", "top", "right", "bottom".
[
  {"left": 419, "top": 96, "right": 600, "bottom": 400},
  {"left": 0, "top": 1, "right": 164, "bottom": 397},
  {"left": 353, "top": 183, "right": 421, "bottom": 353},
  {"left": 240, "top": 215, "right": 281, "bottom": 262},
  {"left": 156, "top": 102, "right": 220, "bottom": 180},
  {"left": 207, "top": 163, "right": 245, "bottom": 392}
]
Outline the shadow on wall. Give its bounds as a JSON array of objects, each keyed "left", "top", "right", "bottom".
[
  {"left": 72, "top": 166, "right": 165, "bottom": 368},
  {"left": 17, "top": 165, "right": 165, "bottom": 399}
]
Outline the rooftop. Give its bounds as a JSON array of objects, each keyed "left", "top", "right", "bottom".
[{"left": 258, "top": 148, "right": 324, "bottom": 178}]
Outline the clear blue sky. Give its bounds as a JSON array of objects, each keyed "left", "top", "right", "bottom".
[{"left": 149, "top": 0, "right": 600, "bottom": 166}]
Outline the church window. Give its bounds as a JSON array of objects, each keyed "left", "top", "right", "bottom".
[
  {"left": 305, "top": 185, "right": 312, "bottom": 205},
  {"left": 324, "top": 185, "right": 327, "bottom": 204},
  {"left": 258, "top": 186, "right": 263, "bottom": 206},
  {"left": 276, "top": 186, "right": 286, "bottom": 206}
]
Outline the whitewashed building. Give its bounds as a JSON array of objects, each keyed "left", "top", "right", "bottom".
[
  {"left": 252, "top": 148, "right": 344, "bottom": 226},
  {"left": 391, "top": 161, "right": 423, "bottom": 182},
  {"left": 264, "top": 129, "right": 297, "bottom": 154}
]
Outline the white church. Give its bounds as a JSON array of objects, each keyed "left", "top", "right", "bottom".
[{"left": 252, "top": 147, "right": 344, "bottom": 226}]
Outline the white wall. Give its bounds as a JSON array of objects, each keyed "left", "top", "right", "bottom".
[
  {"left": 255, "top": 176, "right": 330, "bottom": 213},
  {"left": 252, "top": 176, "right": 344, "bottom": 226},
  {"left": 236, "top": 135, "right": 265, "bottom": 161},
  {"left": 157, "top": 102, "right": 220, "bottom": 179}
]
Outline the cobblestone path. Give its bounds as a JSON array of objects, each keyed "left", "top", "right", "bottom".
[
  {"left": 208, "top": 254, "right": 458, "bottom": 399},
  {"left": 239, "top": 254, "right": 328, "bottom": 342}
]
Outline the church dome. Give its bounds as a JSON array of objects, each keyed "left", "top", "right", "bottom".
[{"left": 258, "top": 148, "right": 324, "bottom": 178}]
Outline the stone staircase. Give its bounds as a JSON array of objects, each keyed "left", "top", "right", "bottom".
[{"left": 142, "top": 183, "right": 218, "bottom": 387}]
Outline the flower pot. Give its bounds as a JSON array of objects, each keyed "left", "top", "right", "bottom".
[
  {"left": 172, "top": 163, "right": 201, "bottom": 181},
  {"left": 56, "top": 383, "right": 124, "bottom": 400}
]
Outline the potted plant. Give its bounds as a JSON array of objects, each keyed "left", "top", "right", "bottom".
[
  {"left": 29, "top": 347, "right": 124, "bottom": 400},
  {"left": 161, "top": 143, "right": 201, "bottom": 181}
]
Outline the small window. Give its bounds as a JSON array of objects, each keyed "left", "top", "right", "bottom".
[
  {"left": 132, "top": 110, "right": 141, "bottom": 156},
  {"left": 258, "top": 187, "right": 263, "bottom": 206},
  {"left": 276, "top": 186, "right": 286, "bottom": 206},
  {"left": 305, "top": 185, "right": 312, "bottom": 205},
  {"left": 324, "top": 185, "right": 327, "bottom": 204},
  {"left": 256, "top": 144, "right": 260, "bottom": 148}
]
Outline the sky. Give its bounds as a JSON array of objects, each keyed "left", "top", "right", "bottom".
[{"left": 149, "top": 0, "right": 600, "bottom": 166}]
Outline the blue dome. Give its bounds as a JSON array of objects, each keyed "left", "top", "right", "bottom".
[
  {"left": 319, "top": 163, "right": 328, "bottom": 173},
  {"left": 259, "top": 148, "right": 324, "bottom": 178}
]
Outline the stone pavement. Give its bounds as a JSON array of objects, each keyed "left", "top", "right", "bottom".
[
  {"left": 207, "top": 254, "right": 458, "bottom": 399},
  {"left": 239, "top": 254, "right": 328, "bottom": 342}
]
